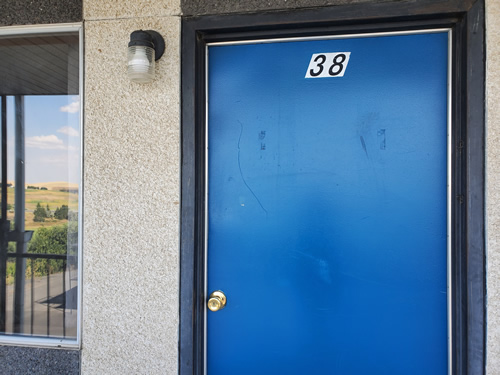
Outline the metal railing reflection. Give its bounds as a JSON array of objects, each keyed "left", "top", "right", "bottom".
[{"left": 3, "top": 252, "right": 77, "bottom": 338}]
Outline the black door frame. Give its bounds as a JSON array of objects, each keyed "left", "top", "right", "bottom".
[{"left": 180, "top": 1, "right": 485, "bottom": 374}]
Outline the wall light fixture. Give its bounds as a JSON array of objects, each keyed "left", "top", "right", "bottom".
[{"left": 128, "top": 30, "right": 165, "bottom": 83}]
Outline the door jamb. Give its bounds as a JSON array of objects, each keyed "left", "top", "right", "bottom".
[{"left": 180, "top": 2, "right": 485, "bottom": 374}]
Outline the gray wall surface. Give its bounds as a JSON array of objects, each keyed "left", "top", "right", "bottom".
[
  {"left": 0, "top": 345, "right": 79, "bottom": 375},
  {"left": 181, "top": 0, "right": 403, "bottom": 16},
  {"left": 0, "top": 0, "right": 81, "bottom": 26},
  {"left": 81, "top": 1, "right": 181, "bottom": 373}
]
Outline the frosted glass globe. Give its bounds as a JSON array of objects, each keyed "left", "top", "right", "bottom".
[{"left": 128, "top": 46, "right": 155, "bottom": 83}]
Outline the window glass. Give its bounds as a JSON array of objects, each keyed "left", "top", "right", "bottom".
[{"left": 0, "top": 31, "right": 80, "bottom": 342}]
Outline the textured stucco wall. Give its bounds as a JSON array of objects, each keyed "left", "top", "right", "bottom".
[
  {"left": 81, "top": 1, "right": 181, "bottom": 374},
  {"left": 486, "top": 0, "right": 500, "bottom": 373}
]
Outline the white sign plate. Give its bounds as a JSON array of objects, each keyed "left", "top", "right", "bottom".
[{"left": 305, "top": 52, "right": 351, "bottom": 78}]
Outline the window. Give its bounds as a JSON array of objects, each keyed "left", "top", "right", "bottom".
[{"left": 0, "top": 25, "right": 81, "bottom": 346}]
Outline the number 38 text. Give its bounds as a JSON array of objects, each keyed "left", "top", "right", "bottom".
[{"left": 305, "top": 52, "right": 351, "bottom": 78}]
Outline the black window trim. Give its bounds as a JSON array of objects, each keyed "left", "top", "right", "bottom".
[{"left": 180, "top": 1, "right": 485, "bottom": 374}]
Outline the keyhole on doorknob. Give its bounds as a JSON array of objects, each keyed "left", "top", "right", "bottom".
[{"left": 207, "top": 290, "right": 227, "bottom": 312}]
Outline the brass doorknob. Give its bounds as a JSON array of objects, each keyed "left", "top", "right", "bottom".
[{"left": 207, "top": 290, "right": 227, "bottom": 312}]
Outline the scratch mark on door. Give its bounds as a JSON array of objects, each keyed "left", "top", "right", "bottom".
[
  {"left": 360, "top": 136, "right": 368, "bottom": 157},
  {"left": 378, "top": 129, "right": 386, "bottom": 150},
  {"left": 238, "top": 121, "right": 268, "bottom": 214}
]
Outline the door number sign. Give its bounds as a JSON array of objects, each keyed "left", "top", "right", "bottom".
[{"left": 305, "top": 52, "right": 351, "bottom": 78}]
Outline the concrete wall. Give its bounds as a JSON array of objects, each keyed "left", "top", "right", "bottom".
[
  {"left": 81, "top": 1, "right": 181, "bottom": 374},
  {"left": 181, "top": 0, "right": 400, "bottom": 16},
  {"left": 0, "top": 346, "right": 79, "bottom": 375},
  {"left": 486, "top": 0, "right": 500, "bottom": 373},
  {"left": 0, "top": 0, "right": 81, "bottom": 26}
]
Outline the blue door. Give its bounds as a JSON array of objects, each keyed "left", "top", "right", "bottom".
[{"left": 207, "top": 31, "right": 449, "bottom": 374}]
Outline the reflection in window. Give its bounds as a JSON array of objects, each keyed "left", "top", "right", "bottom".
[{"left": 0, "top": 31, "right": 80, "bottom": 342}]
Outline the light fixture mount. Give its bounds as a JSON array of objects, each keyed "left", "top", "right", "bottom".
[{"left": 128, "top": 30, "right": 165, "bottom": 61}]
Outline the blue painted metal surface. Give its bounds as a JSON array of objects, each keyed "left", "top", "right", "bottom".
[{"left": 207, "top": 32, "right": 448, "bottom": 374}]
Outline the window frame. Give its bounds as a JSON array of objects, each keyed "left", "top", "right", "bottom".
[{"left": 0, "top": 22, "right": 83, "bottom": 349}]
